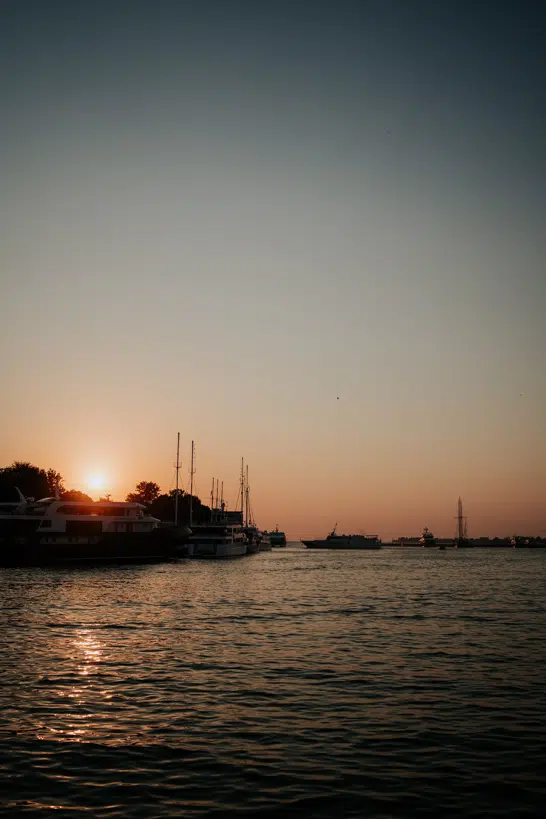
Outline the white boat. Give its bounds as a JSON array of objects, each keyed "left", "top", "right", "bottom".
[
  {"left": 182, "top": 461, "right": 248, "bottom": 558},
  {"left": 0, "top": 495, "right": 186, "bottom": 566},
  {"left": 301, "top": 525, "right": 381, "bottom": 550},
  {"left": 186, "top": 522, "right": 248, "bottom": 559}
]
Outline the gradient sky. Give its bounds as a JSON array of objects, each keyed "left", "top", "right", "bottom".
[{"left": 1, "top": 0, "right": 545, "bottom": 538}]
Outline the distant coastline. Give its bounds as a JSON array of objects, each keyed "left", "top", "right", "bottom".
[
  {"left": 384, "top": 537, "right": 546, "bottom": 548},
  {"left": 1, "top": 461, "right": 544, "bottom": 545}
]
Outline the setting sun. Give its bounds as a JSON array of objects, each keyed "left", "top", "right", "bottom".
[{"left": 86, "top": 473, "right": 108, "bottom": 494}]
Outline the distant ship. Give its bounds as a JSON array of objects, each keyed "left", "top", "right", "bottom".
[
  {"left": 301, "top": 525, "right": 381, "bottom": 550},
  {"left": 419, "top": 527, "right": 437, "bottom": 547},
  {"left": 269, "top": 526, "right": 287, "bottom": 547}
]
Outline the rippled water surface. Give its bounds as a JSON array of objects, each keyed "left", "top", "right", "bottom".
[{"left": 1, "top": 547, "right": 545, "bottom": 818}]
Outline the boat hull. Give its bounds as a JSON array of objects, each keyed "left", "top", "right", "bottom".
[
  {"left": 186, "top": 542, "right": 247, "bottom": 559},
  {"left": 302, "top": 540, "right": 381, "bottom": 550},
  {"left": 0, "top": 529, "right": 180, "bottom": 567}
]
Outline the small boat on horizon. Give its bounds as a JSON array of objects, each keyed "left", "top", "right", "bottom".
[
  {"left": 269, "top": 526, "right": 287, "bottom": 547},
  {"left": 419, "top": 527, "right": 437, "bottom": 547}
]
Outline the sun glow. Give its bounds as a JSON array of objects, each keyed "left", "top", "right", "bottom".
[{"left": 85, "top": 473, "right": 108, "bottom": 494}]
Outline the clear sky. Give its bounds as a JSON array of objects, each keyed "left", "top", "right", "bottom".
[{"left": 1, "top": 0, "right": 545, "bottom": 538}]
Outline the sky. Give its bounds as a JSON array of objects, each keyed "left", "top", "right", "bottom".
[{"left": 1, "top": 0, "right": 545, "bottom": 538}]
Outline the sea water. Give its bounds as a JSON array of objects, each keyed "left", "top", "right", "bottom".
[{"left": 1, "top": 547, "right": 545, "bottom": 817}]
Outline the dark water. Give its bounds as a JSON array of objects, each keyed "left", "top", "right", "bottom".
[{"left": 1, "top": 547, "right": 545, "bottom": 818}]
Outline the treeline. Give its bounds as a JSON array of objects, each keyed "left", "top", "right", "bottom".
[
  {"left": 0, "top": 462, "right": 93, "bottom": 503},
  {"left": 0, "top": 463, "right": 211, "bottom": 524},
  {"left": 124, "top": 480, "right": 211, "bottom": 524}
]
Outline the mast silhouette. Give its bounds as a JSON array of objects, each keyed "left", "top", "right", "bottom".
[
  {"left": 189, "top": 440, "right": 195, "bottom": 528},
  {"left": 240, "top": 458, "right": 245, "bottom": 520},
  {"left": 245, "top": 465, "right": 249, "bottom": 527},
  {"left": 174, "top": 432, "right": 181, "bottom": 526}
]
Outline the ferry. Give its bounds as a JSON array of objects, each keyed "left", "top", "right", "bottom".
[
  {"left": 0, "top": 495, "right": 189, "bottom": 566},
  {"left": 301, "top": 526, "right": 381, "bottom": 550}
]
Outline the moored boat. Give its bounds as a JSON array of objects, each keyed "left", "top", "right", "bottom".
[
  {"left": 239, "top": 462, "right": 272, "bottom": 552},
  {"left": 244, "top": 528, "right": 262, "bottom": 555},
  {"left": 185, "top": 522, "right": 248, "bottom": 558},
  {"left": 258, "top": 531, "right": 272, "bottom": 551},
  {"left": 242, "top": 524, "right": 272, "bottom": 552},
  {"left": 0, "top": 495, "right": 188, "bottom": 566}
]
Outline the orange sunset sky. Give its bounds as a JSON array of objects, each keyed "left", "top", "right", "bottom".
[{"left": 1, "top": 2, "right": 545, "bottom": 539}]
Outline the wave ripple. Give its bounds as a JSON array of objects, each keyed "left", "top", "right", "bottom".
[{"left": 1, "top": 550, "right": 545, "bottom": 817}]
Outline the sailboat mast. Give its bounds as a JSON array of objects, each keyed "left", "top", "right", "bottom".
[
  {"left": 189, "top": 440, "right": 195, "bottom": 528},
  {"left": 174, "top": 433, "right": 181, "bottom": 526},
  {"left": 240, "top": 457, "right": 244, "bottom": 517},
  {"left": 245, "top": 465, "right": 249, "bottom": 526}
]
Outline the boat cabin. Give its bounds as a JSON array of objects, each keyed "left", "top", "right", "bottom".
[{"left": 0, "top": 498, "right": 160, "bottom": 538}]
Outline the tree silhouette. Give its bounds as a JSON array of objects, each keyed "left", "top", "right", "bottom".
[
  {"left": 149, "top": 490, "right": 210, "bottom": 525},
  {"left": 1, "top": 462, "right": 211, "bottom": 525},
  {"left": 62, "top": 489, "right": 93, "bottom": 503},
  {"left": 46, "top": 469, "right": 65, "bottom": 497},
  {"left": 0, "top": 462, "right": 50, "bottom": 501},
  {"left": 126, "top": 481, "right": 161, "bottom": 505}
]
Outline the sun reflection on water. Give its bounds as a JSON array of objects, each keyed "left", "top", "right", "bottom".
[
  {"left": 37, "top": 628, "right": 112, "bottom": 743},
  {"left": 74, "top": 628, "right": 103, "bottom": 677}
]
